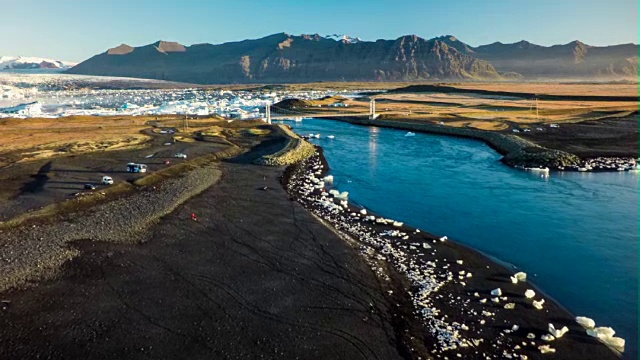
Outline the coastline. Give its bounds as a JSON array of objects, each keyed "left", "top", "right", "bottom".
[
  {"left": 325, "top": 116, "right": 637, "bottom": 173},
  {"left": 283, "top": 144, "right": 623, "bottom": 359}
]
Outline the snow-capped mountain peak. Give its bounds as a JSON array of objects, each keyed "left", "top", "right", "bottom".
[
  {"left": 0, "top": 56, "right": 76, "bottom": 70},
  {"left": 324, "top": 34, "right": 361, "bottom": 44}
]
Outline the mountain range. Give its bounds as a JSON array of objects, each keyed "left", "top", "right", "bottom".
[
  {"left": 66, "top": 33, "right": 639, "bottom": 83},
  {"left": 0, "top": 56, "right": 76, "bottom": 70}
]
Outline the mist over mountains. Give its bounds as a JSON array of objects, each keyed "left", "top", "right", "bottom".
[{"left": 66, "top": 33, "right": 639, "bottom": 83}]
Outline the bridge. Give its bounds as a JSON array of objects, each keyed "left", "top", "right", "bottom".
[{"left": 264, "top": 99, "right": 379, "bottom": 124}]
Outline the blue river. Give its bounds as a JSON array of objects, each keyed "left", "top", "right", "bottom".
[{"left": 286, "top": 118, "right": 638, "bottom": 358}]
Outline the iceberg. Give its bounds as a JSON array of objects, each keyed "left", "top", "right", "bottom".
[
  {"left": 587, "top": 327, "right": 625, "bottom": 352},
  {"left": 587, "top": 327, "right": 615, "bottom": 338},
  {"left": 538, "top": 345, "right": 556, "bottom": 354},
  {"left": 541, "top": 334, "right": 555, "bottom": 342},
  {"left": 576, "top": 316, "right": 595, "bottom": 329},
  {"left": 532, "top": 299, "right": 545, "bottom": 310},
  {"left": 514, "top": 272, "right": 527, "bottom": 282},
  {"left": 548, "top": 323, "right": 568, "bottom": 338}
]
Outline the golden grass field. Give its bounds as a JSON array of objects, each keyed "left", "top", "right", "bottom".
[
  {"left": 287, "top": 82, "right": 638, "bottom": 131},
  {"left": 0, "top": 115, "right": 230, "bottom": 167},
  {"left": 0, "top": 82, "right": 637, "bottom": 163},
  {"left": 444, "top": 82, "right": 638, "bottom": 97}
]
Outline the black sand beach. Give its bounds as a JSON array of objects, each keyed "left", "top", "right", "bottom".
[
  {"left": 0, "top": 128, "right": 624, "bottom": 359},
  {"left": 0, "top": 145, "right": 406, "bottom": 360}
]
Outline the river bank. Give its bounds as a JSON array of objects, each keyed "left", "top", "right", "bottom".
[
  {"left": 0, "top": 123, "right": 630, "bottom": 359},
  {"left": 0, "top": 133, "right": 410, "bottom": 360},
  {"left": 326, "top": 117, "right": 637, "bottom": 173},
  {"left": 283, "top": 144, "right": 624, "bottom": 359}
]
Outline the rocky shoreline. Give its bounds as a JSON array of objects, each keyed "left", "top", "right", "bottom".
[
  {"left": 283, "top": 146, "right": 624, "bottom": 359},
  {"left": 333, "top": 117, "right": 637, "bottom": 173},
  {"left": 255, "top": 125, "right": 316, "bottom": 165}
]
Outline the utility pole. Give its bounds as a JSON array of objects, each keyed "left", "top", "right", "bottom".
[
  {"left": 535, "top": 97, "right": 539, "bottom": 121},
  {"left": 266, "top": 105, "right": 271, "bottom": 124},
  {"left": 183, "top": 113, "right": 189, "bottom": 131}
]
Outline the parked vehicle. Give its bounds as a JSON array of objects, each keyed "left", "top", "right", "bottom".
[
  {"left": 174, "top": 153, "right": 187, "bottom": 159},
  {"left": 84, "top": 184, "right": 96, "bottom": 190},
  {"left": 126, "top": 163, "right": 147, "bottom": 173},
  {"left": 102, "top": 176, "right": 114, "bottom": 185}
]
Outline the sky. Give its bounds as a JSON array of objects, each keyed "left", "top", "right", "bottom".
[{"left": 0, "top": 0, "right": 637, "bottom": 62}]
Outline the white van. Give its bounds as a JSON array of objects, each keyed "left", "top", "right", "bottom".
[{"left": 102, "top": 176, "right": 114, "bottom": 185}]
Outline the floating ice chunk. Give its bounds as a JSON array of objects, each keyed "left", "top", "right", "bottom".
[
  {"left": 510, "top": 276, "right": 518, "bottom": 284},
  {"left": 511, "top": 325, "right": 520, "bottom": 332},
  {"left": 466, "top": 273, "right": 472, "bottom": 278},
  {"left": 587, "top": 327, "right": 625, "bottom": 352},
  {"left": 422, "top": 243, "right": 431, "bottom": 249},
  {"left": 587, "top": 327, "right": 615, "bottom": 338},
  {"left": 322, "top": 175, "right": 334, "bottom": 184},
  {"left": 479, "top": 298, "right": 487, "bottom": 304},
  {"left": 491, "top": 288, "right": 502, "bottom": 296},
  {"left": 439, "top": 236, "right": 448, "bottom": 242},
  {"left": 405, "top": 131, "right": 415, "bottom": 137},
  {"left": 334, "top": 191, "right": 349, "bottom": 200},
  {"left": 548, "top": 324, "right": 569, "bottom": 338},
  {"left": 327, "top": 135, "right": 335, "bottom": 139},
  {"left": 604, "top": 337, "right": 625, "bottom": 352},
  {"left": 514, "top": 272, "right": 527, "bottom": 282},
  {"left": 538, "top": 345, "right": 556, "bottom": 354},
  {"left": 527, "top": 333, "right": 536, "bottom": 339},
  {"left": 576, "top": 316, "right": 596, "bottom": 329},
  {"left": 524, "top": 289, "right": 536, "bottom": 299},
  {"left": 491, "top": 297, "right": 500, "bottom": 303},
  {"left": 359, "top": 209, "right": 367, "bottom": 215},
  {"left": 504, "top": 303, "right": 515, "bottom": 310},
  {"left": 456, "top": 260, "right": 463, "bottom": 265},
  {"left": 533, "top": 299, "right": 545, "bottom": 310},
  {"left": 393, "top": 221, "right": 404, "bottom": 227}
]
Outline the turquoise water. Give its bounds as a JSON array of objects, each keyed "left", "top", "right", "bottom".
[{"left": 288, "top": 119, "right": 639, "bottom": 358}]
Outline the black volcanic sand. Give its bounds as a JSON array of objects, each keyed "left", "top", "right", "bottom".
[
  {"left": 517, "top": 115, "right": 638, "bottom": 158},
  {"left": 0, "top": 137, "right": 623, "bottom": 360},
  {"left": 0, "top": 148, "right": 407, "bottom": 359},
  {"left": 284, "top": 149, "right": 621, "bottom": 360}
]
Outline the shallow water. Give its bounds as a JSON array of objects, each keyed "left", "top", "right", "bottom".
[{"left": 289, "top": 119, "right": 638, "bottom": 358}]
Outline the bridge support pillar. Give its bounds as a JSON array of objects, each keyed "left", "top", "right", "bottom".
[
  {"left": 369, "top": 99, "right": 377, "bottom": 120},
  {"left": 265, "top": 105, "right": 271, "bottom": 124}
]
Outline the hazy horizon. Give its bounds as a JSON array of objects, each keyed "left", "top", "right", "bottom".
[{"left": 1, "top": 0, "right": 637, "bottom": 62}]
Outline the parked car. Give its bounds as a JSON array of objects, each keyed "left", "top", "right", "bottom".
[
  {"left": 84, "top": 184, "right": 96, "bottom": 190},
  {"left": 126, "top": 163, "right": 147, "bottom": 173},
  {"left": 102, "top": 176, "right": 114, "bottom": 185},
  {"left": 174, "top": 153, "right": 187, "bottom": 159}
]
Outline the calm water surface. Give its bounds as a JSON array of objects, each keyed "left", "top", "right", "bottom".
[{"left": 288, "top": 119, "right": 638, "bottom": 358}]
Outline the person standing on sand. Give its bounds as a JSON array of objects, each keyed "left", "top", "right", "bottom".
[{"left": 191, "top": 212, "right": 197, "bottom": 221}]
